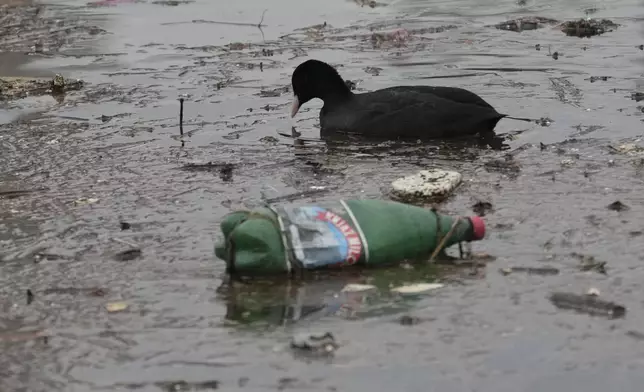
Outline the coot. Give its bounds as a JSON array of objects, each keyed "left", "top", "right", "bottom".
[{"left": 290, "top": 59, "right": 530, "bottom": 140}]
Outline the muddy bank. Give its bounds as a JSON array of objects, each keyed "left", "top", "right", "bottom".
[{"left": 2, "top": 0, "right": 644, "bottom": 391}]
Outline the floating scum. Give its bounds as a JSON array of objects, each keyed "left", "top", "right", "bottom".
[{"left": 215, "top": 199, "right": 486, "bottom": 277}]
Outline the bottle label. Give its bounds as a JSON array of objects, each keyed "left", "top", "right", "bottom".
[{"left": 272, "top": 201, "right": 367, "bottom": 269}]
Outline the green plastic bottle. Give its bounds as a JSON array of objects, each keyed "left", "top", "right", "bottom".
[{"left": 215, "top": 199, "right": 485, "bottom": 276}]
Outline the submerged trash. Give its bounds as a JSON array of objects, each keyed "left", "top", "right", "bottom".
[
  {"left": 0, "top": 75, "right": 84, "bottom": 101},
  {"left": 291, "top": 332, "right": 338, "bottom": 354},
  {"left": 609, "top": 143, "right": 644, "bottom": 156},
  {"left": 588, "top": 76, "right": 611, "bottom": 83},
  {"left": 371, "top": 29, "right": 410, "bottom": 48},
  {"left": 559, "top": 18, "right": 619, "bottom": 38},
  {"left": 500, "top": 266, "right": 560, "bottom": 276},
  {"left": 472, "top": 201, "right": 493, "bottom": 216},
  {"left": 154, "top": 380, "right": 220, "bottom": 392},
  {"left": 0, "top": 329, "right": 47, "bottom": 343},
  {"left": 215, "top": 199, "right": 485, "bottom": 276},
  {"left": 114, "top": 248, "right": 142, "bottom": 262},
  {"left": 625, "top": 330, "right": 644, "bottom": 341},
  {"left": 398, "top": 315, "right": 422, "bottom": 326},
  {"left": 607, "top": 200, "right": 629, "bottom": 211},
  {"left": 572, "top": 252, "right": 608, "bottom": 274},
  {"left": 549, "top": 292, "right": 625, "bottom": 319},
  {"left": 73, "top": 197, "right": 99, "bottom": 206},
  {"left": 493, "top": 16, "right": 559, "bottom": 32},
  {"left": 390, "top": 169, "right": 462, "bottom": 203}
]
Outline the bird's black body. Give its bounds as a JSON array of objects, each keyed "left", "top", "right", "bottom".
[{"left": 290, "top": 59, "right": 518, "bottom": 141}]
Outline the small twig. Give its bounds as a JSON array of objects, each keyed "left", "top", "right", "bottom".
[
  {"left": 429, "top": 217, "right": 462, "bottom": 262},
  {"left": 258, "top": 9, "right": 267, "bottom": 27},
  {"left": 188, "top": 10, "right": 268, "bottom": 27}
]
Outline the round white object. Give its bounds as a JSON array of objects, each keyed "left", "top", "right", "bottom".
[{"left": 390, "top": 169, "right": 462, "bottom": 201}]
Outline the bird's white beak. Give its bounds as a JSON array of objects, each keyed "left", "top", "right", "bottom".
[{"left": 290, "top": 96, "right": 300, "bottom": 118}]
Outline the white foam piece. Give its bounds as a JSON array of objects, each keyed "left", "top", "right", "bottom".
[
  {"left": 391, "top": 283, "right": 444, "bottom": 295},
  {"left": 390, "top": 169, "right": 463, "bottom": 201},
  {"left": 341, "top": 283, "right": 377, "bottom": 292}
]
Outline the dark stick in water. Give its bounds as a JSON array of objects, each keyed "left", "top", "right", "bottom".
[{"left": 179, "top": 97, "right": 184, "bottom": 138}]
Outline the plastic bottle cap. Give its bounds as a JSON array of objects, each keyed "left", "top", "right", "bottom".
[{"left": 469, "top": 216, "right": 486, "bottom": 240}]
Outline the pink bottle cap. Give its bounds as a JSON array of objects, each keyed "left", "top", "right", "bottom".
[{"left": 468, "top": 216, "right": 486, "bottom": 240}]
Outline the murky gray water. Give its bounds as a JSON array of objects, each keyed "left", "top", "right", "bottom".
[{"left": 1, "top": 0, "right": 644, "bottom": 390}]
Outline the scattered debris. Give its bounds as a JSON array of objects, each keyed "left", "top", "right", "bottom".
[
  {"left": 152, "top": 0, "right": 196, "bottom": 6},
  {"left": 572, "top": 252, "right": 608, "bottom": 274},
  {"left": 493, "top": 16, "right": 559, "bottom": 32},
  {"left": 390, "top": 169, "right": 462, "bottom": 203},
  {"left": 364, "top": 66, "right": 383, "bottom": 76},
  {"left": 291, "top": 332, "right": 338, "bottom": 355},
  {"left": 0, "top": 75, "right": 84, "bottom": 101},
  {"left": 609, "top": 143, "right": 644, "bottom": 156},
  {"left": 371, "top": 29, "right": 411, "bottom": 48},
  {"left": 354, "top": 0, "right": 382, "bottom": 8},
  {"left": 537, "top": 117, "right": 553, "bottom": 126},
  {"left": 483, "top": 156, "right": 521, "bottom": 174},
  {"left": 263, "top": 187, "right": 331, "bottom": 203},
  {"left": 399, "top": 315, "right": 422, "bottom": 326},
  {"left": 0, "top": 329, "right": 47, "bottom": 343},
  {"left": 114, "top": 248, "right": 142, "bottom": 262},
  {"left": 105, "top": 302, "right": 129, "bottom": 313},
  {"left": 259, "top": 136, "right": 279, "bottom": 144},
  {"left": 154, "top": 380, "right": 220, "bottom": 391},
  {"left": 181, "top": 161, "right": 238, "bottom": 172},
  {"left": 472, "top": 201, "right": 493, "bottom": 216},
  {"left": 607, "top": 200, "right": 628, "bottom": 211},
  {"left": 42, "top": 287, "right": 107, "bottom": 297},
  {"left": 219, "top": 163, "right": 234, "bottom": 182},
  {"left": 559, "top": 19, "right": 620, "bottom": 38},
  {"left": 227, "top": 42, "right": 249, "bottom": 51},
  {"left": 390, "top": 283, "right": 444, "bottom": 295},
  {"left": 467, "top": 252, "right": 497, "bottom": 263},
  {"left": 0, "top": 188, "right": 46, "bottom": 199},
  {"left": 626, "top": 330, "right": 644, "bottom": 341},
  {"left": 500, "top": 266, "right": 560, "bottom": 276},
  {"left": 549, "top": 291, "right": 625, "bottom": 319},
  {"left": 588, "top": 76, "right": 611, "bottom": 83},
  {"left": 73, "top": 197, "right": 99, "bottom": 206},
  {"left": 257, "top": 85, "right": 289, "bottom": 98}
]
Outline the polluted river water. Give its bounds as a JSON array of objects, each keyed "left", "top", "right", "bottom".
[{"left": 1, "top": 0, "right": 644, "bottom": 390}]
